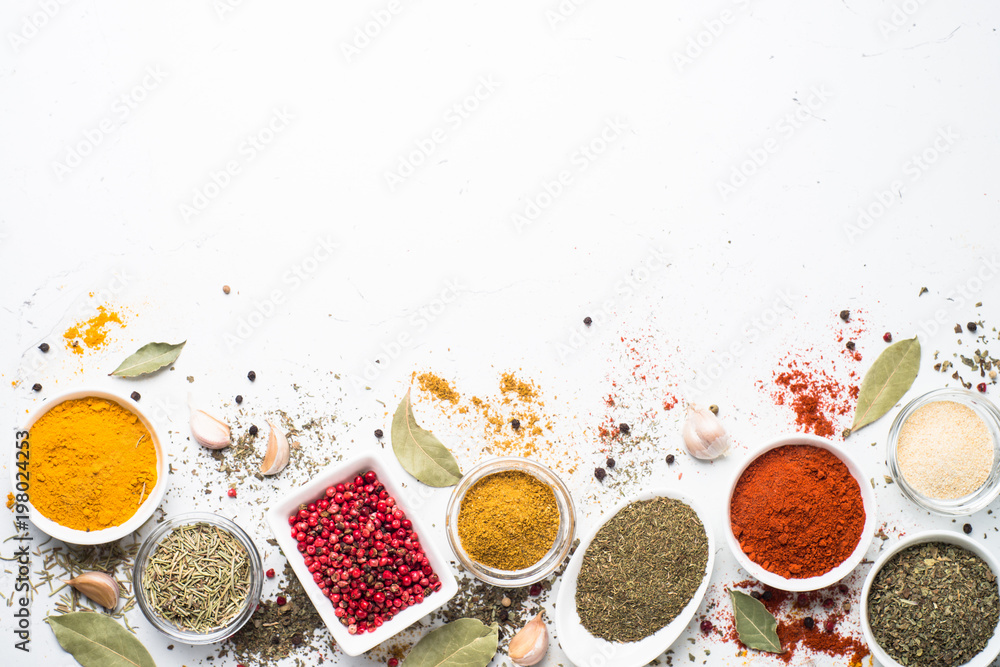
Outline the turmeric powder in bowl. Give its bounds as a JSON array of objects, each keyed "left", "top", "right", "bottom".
[
  {"left": 29, "top": 396, "right": 157, "bottom": 531},
  {"left": 457, "top": 470, "right": 559, "bottom": 571}
]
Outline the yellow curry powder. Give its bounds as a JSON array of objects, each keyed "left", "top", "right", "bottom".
[
  {"left": 29, "top": 397, "right": 157, "bottom": 531},
  {"left": 457, "top": 471, "right": 559, "bottom": 570},
  {"left": 63, "top": 306, "right": 124, "bottom": 355}
]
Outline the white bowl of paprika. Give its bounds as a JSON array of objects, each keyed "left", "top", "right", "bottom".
[
  {"left": 14, "top": 387, "right": 168, "bottom": 545},
  {"left": 725, "top": 433, "right": 876, "bottom": 592}
]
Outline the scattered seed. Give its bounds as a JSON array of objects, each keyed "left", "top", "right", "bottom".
[
  {"left": 964, "top": 523, "right": 973, "bottom": 534},
  {"left": 594, "top": 467, "right": 606, "bottom": 482},
  {"left": 235, "top": 395, "right": 243, "bottom": 404},
  {"left": 839, "top": 310, "right": 850, "bottom": 321},
  {"left": 38, "top": 343, "right": 49, "bottom": 352},
  {"left": 846, "top": 341, "right": 856, "bottom": 351},
  {"left": 979, "top": 383, "right": 988, "bottom": 393},
  {"left": 804, "top": 617, "right": 814, "bottom": 630},
  {"left": 761, "top": 590, "right": 773, "bottom": 601},
  {"left": 31, "top": 383, "right": 42, "bottom": 392},
  {"left": 228, "top": 488, "right": 237, "bottom": 498},
  {"left": 374, "top": 429, "right": 384, "bottom": 438},
  {"left": 223, "top": 285, "right": 231, "bottom": 294},
  {"left": 501, "top": 596, "right": 511, "bottom": 607},
  {"left": 618, "top": 422, "right": 630, "bottom": 434},
  {"left": 883, "top": 332, "right": 892, "bottom": 343},
  {"left": 291, "top": 633, "right": 303, "bottom": 646},
  {"left": 666, "top": 454, "right": 675, "bottom": 465},
  {"left": 511, "top": 419, "right": 520, "bottom": 430},
  {"left": 498, "top": 609, "right": 509, "bottom": 622},
  {"left": 249, "top": 425, "right": 259, "bottom": 436},
  {"left": 130, "top": 391, "right": 140, "bottom": 401},
  {"left": 700, "top": 620, "right": 713, "bottom": 634},
  {"left": 583, "top": 316, "right": 592, "bottom": 326},
  {"left": 955, "top": 324, "right": 963, "bottom": 334},
  {"left": 968, "top": 322, "right": 978, "bottom": 332},
  {"left": 606, "top": 457, "right": 615, "bottom": 469},
  {"left": 750, "top": 591, "right": 761, "bottom": 599},
  {"left": 708, "top": 405, "right": 719, "bottom": 415},
  {"left": 528, "top": 583, "right": 542, "bottom": 596},
  {"left": 247, "top": 370, "right": 256, "bottom": 382}
]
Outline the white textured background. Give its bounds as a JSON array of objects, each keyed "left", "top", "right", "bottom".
[{"left": 2, "top": 0, "right": 999, "bottom": 664}]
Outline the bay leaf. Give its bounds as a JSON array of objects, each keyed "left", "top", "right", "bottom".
[
  {"left": 402, "top": 618, "right": 498, "bottom": 667},
  {"left": 391, "top": 388, "right": 462, "bottom": 487},
  {"left": 849, "top": 336, "right": 920, "bottom": 433},
  {"left": 109, "top": 341, "right": 186, "bottom": 377},
  {"left": 729, "top": 590, "right": 782, "bottom": 654},
  {"left": 47, "top": 612, "right": 156, "bottom": 667}
]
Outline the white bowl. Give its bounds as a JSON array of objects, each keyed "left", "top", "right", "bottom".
[
  {"left": 554, "top": 488, "right": 715, "bottom": 667},
  {"left": 264, "top": 453, "right": 459, "bottom": 656},
  {"left": 13, "top": 388, "right": 168, "bottom": 545},
  {"left": 725, "top": 434, "right": 877, "bottom": 592},
  {"left": 860, "top": 530, "right": 1000, "bottom": 667}
]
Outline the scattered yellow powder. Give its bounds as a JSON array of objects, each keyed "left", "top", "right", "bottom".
[
  {"left": 5, "top": 492, "right": 14, "bottom": 510},
  {"left": 417, "top": 372, "right": 460, "bottom": 404},
  {"left": 63, "top": 305, "right": 124, "bottom": 355}
]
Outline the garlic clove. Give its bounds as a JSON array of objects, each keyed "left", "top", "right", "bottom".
[
  {"left": 260, "top": 420, "right": 289, "bottom": 475},
  {"left": 682, "top": 404, "right": 731, "bottom": 460},
  {"left": 508, "top": 613, "right": 548, "bottom": 666},
  {"left": 67, "top": 571, "right": 120, "bottom": 609},
  {"left": 190, "top": 408, "right": 231, "bottom": 450}
]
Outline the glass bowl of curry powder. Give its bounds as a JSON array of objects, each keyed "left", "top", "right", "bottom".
[
  {"left": 18, "top": 387, "right": 167, "bottom": 545},
  {"left": 446, "top": 456, "right": 576, "bottom": 587}
]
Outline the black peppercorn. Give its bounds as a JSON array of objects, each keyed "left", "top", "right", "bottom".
[
  {"left": 38, "top": 343, "right": 49, "bottom": 352},
  {"left": 31, "top": 383, "right": 42, "bottom": 392},
  {"left": 583, "top": 316, "right": 592, "bottom": 326},
  {"left": 291, "top": 633, "right": 303, "bottom": 646},
  {"left": 846, "top": 341, "right": 855, "bottom": 351},
  {"left": 249, "top": 424, "right": 259, "bottom": 436},
  {"left": 511, "top": 419, "right": 520, "bottom": 430},
  {"left": 751, "top": 591, "right": 761, "bottom": 599},
  {"left": 839, "top": 310, "right": 850, "bottom": 321},
  {"left": 761, "top": 590, "right": 773, "bottom": 601},
  {"left": 606, "top": 457, "right": 615, "bottom": 469},
  {"left": 271, "top": 634, "right": 280, "bottom": 645},
  {"left": 804, "top": 617, "right": 814, "bottom": 630},
  {"left": 665, "top": 454, "right": 675, "bottom": 464},
  {"left": 235, "top": 395, "right": 243, "bottom": 404},
  {"left": 247, "top": 370, "right": 256, "bottom": 381},
  {"left": 964, "top": 523, "right": 973, "bottom": 534},
  {"left": 618, "top": 422, "right": 630, "bottom": 434},
  {"left": 374, "top": 429, "right": 384, "bottom": 438},
  {"left": 968, "top": 322, "right": 978, "bottom": 332},
  {"left": 498, "top": 609, "right": 509, "bottom": 622},
  {"left": 594, "top": 467, "right": 606, "bottom": 482},
  {"left": 130, "top": 391, "right": 140, "bottom": 401}
]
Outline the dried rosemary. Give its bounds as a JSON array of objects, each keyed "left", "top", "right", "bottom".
[
  {"left": 142, "top": 522, "right": 251, "bottom": 633},
  {"left": 575, "top": 497, "right": 708, "bottom": 643}
]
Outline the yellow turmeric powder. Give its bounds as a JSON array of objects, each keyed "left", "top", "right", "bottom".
[
  {"left": 29, "top": 397, "right": 157, "bottom": 531},
  {"left": 63, "top": 306, "right": 124, "bottom": 355}
]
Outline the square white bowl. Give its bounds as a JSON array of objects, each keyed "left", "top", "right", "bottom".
[{"left": 265, "top": 452, "right": 458, "bottom": 656}]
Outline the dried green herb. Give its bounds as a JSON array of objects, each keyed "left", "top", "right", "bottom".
[
  {"left": 729, "top": 590, "right": 782, "bottom": 653},
  {"left": 849, "top": 336, "right": 920, "bottom": 433},
  {"left": 142, "top": 522, "right": 251, "bottom": 633},
  {"left": 868, "top": 541, "right": 999, "bottom": 666},
  {"left": 47, "top": 612, "right": 156, "bottom": 667},
  {"left": 575, "top": 497, "right": 708, "bottom": 642},
  {"left": 391, "top": 388, "right": 462, "bottom": 487},
  {"left": 109, "top": 341, "right": 186, "bottom": 377}
]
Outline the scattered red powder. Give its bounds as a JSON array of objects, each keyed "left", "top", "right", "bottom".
[
  {"left": 770, "top": 360, "right": 856, "bottom": 437},
  {"left": 663, "top": 394, "right": 678, "bottom": 410}
]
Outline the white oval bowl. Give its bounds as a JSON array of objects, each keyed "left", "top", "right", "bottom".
[
  {"left": 264, "top": 452, "right": 459, "bottom": 657},
  {"left": 554, "top": 488, "right": 715, "bottom": 667},
  {"left": 860, "top": 530, "right": 1000, "bottom": 667},
  {"left": 13, "top": 387, "right": 168, "bottom": 545},
  {"left": 725, "top": 433, "right": 877, "bottom": 592}
]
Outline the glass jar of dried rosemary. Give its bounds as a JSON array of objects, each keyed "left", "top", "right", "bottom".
[{"left": 133, "top": 513, "right": 263, "bottom": 644}]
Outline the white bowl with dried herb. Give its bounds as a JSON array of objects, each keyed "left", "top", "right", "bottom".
[
  {"left": 554, "top": 488, "right": 715, "bottom": 667},
  {"left": 133, "top": 512, "right": 263, "bottom": 644},
  {"left": 861, "top": 530, "right": 1000, "bottom": 667}
]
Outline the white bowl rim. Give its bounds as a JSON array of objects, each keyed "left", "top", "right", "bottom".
[
  {"left": 859, "top": 530, "right": 1000, "bottom": 667},
  {"left": 12, "top": 386, "right": 169, "bottom": 545},
  {"left": 554, "top": 487, "right": 716, "bottom": 667},
  {"left": 724, "top": 433, "right": 878, "bottom": 592},
  {"left": 264, "top": 451, "right": 459, "bottom": 656}
]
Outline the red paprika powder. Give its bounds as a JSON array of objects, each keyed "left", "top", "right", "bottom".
[{"left": 730, "top": 445, "right": 865, "bottom": 579}]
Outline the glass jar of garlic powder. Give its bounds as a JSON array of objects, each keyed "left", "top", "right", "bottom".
[{"left": 887, "top": 389, "right": 1000, "bottom": 515}]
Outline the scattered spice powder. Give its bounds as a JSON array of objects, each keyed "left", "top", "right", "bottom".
[
  {"left": 768, "top": 359, "right": 857, "bottom": 438},
  {"left": 5, "top": 492, "right": 14, "bottom": 510},
  {"left": 63, "top": 305, "right": 125, "bottom": 354}
]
